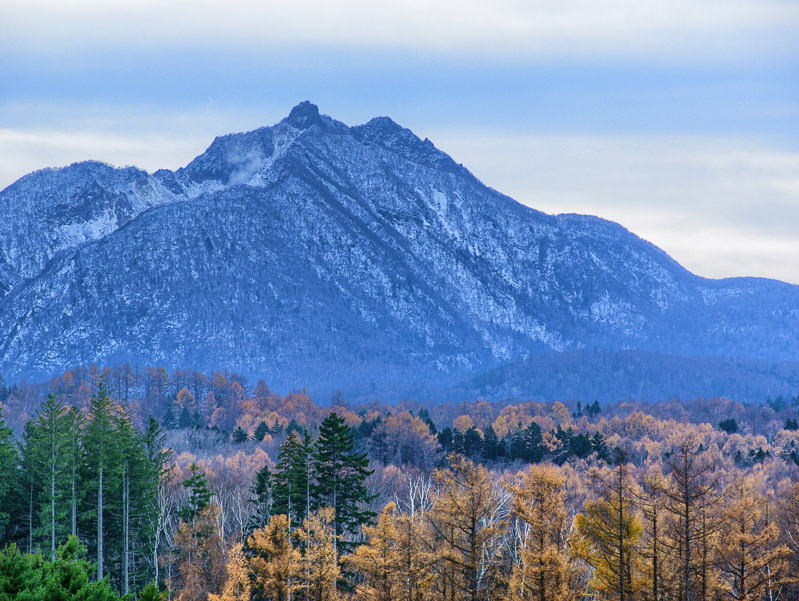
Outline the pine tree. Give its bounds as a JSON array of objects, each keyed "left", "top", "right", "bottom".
[
  {"left": 142, "top": 416, "right": 173, "bottom": 586},
  {"left": 313, "top": 413, "right": 375, "bottom": 552},
  {"left": 64, "top": 406, "right": 85, "bottom": 538},
  {"left": 482, "top": 425, "right": 500, "bottom": 461},
  {"left": 23, "top": 394, "right": 71, "bottom": 559},
  {"left": 248, "top": 514, "right": 302, "bottom": 601},
  {"left": 114, "top": 404, "right": 153, "bottom": 594},
  {"left": 249, "top": 463, "right": 274, "bottom": 531},
  {"left": 506, "top": 465, "right": 573, "bottom": 601},
  {"left": 139, "top": 581, "right": 168, "bottom": 601}
]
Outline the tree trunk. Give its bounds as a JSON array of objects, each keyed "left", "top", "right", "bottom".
[{"left": 98, "top": 464, "right": 104, "bottom": 580}]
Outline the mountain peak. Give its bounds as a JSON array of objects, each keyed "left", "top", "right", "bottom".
[{"left": 286, "top": 101, "right": 322, "bottom": 129}]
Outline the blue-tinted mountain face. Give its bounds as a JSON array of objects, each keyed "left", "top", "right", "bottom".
[{"left": 1, "top": 102, "right": 797, "bottom": 395}]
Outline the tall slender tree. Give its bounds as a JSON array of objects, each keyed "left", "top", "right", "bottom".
[
  {"left": 0, "top": 406, "right": 20, "bottom": 541},
  {"left": 82, "top": 384, "right": 120, "bottom": 580}
]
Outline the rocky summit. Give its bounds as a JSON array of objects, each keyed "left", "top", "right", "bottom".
[{"left": 1, "top": 102, "right": 798, "bottom": 398}]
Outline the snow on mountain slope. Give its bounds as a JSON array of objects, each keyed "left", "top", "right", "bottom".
[{"left": 0, "top": 101, "right": 797, "bottom": 393}]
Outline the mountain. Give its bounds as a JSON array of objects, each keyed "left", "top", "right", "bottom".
[{"left": 1, "top": 101, "right": 798, "bottom": 400}]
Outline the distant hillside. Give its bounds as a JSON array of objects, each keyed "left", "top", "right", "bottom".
[{"left": 1, "top": 101, "right": 798, "bottom": 398}]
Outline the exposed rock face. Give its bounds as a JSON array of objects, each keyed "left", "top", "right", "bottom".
[{"left": 1, "top": 102, "right": 797, "bottom": 395}]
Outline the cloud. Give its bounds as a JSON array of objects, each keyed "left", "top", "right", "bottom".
[{"left": 1, "top": 0, "right": 797, "bottom": 62}]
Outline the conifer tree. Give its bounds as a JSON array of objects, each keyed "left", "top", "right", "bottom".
[
  {"left": 209, "top": 542, "right": 252, "bottom": 601},
  {"left": 506, "top": 464, "right": 573, "bottom": 601},
  {"left": 661, "top": 438, "right": 721, "bottom": 601},
  {"left": 82, "top": 384, "right": 120, "bottom": 580},
  {"left": 0, "top": 406, "right": 19, "bottom": 541},
  {"left": 273, "top": 431, "right": 312, "bottom": 528},
  {"left": 248, "top": 514, "right": 301, "bottom": 601},
  {"left": 179, "top": 463, "right": 213, "bottom": 524},
  {"left": 348, "top": 503, "right": 402, "bottom": 601},
  {"left": 312, "top": 413, "right": 375, "bottom": 552},
  {"left": 249, "top": 463, "right": 274, "bottom": 531},
  {"left": 573, "top": 459, "right": 643, "bottom": 601},
  {"left": 428, "top": 454, "right": 506, "bottom": 601},
  {"left": 349, "top": 502, "right": 436, "bottom": 601},
  {"left": 64, "top": 406, "right": 85, "bottom": 538},
  {"left": 716, "top": 479, "right": 790, "bottom": 601},
  {"left": 299, "top": 507, "right": 340, "bottom": 601},
  {"left": 253, "top": 421, "right": 270, "bottom": 442},
  {"left": 24, "top": 394, "right": 71, "bottom": 559},
  {"left": 141, "top": 416, "right": 173, "bottom": 586}
]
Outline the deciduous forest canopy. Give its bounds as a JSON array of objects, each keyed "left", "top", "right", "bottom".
[{"left": 0, "top": 364, "right": 798, "bottom": 600}]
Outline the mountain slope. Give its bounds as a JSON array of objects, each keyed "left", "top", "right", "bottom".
[{"left": 0, "top": 101, "right": 797, "bottom": 396}]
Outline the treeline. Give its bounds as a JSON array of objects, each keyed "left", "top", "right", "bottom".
[{"left": 1, "top": 368, "right": 799, "bottom": 600}]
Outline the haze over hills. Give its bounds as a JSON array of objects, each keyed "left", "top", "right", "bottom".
[{"left": 1, "top": 101, "right": 798, "bottom": 401}]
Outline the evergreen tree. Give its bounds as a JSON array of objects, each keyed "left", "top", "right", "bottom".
[
  {"left": 482, "top": 425, "right": 500, "bottom": 461},
  {"left": 114, "top": 404, "right": 154, "bottom": 594},
  {"left": 64, "top": 406, "right": 85, "bottom": 539},
  {"left": 29, "top": 394, "right": 71, "bottom": 560},
  {"left": 273, "top": 431, "right": 313, "bottom": 528},
  {"left": 232, "top": 426, "right": 249, "bottom": 444},
  {"left": 0, "top": 406, "right": 20, "bottom": 542},
  {"left": 312, "top": 413, "right": 376, "bottom": 552},
  {"left": 82, "top": 384, "right": 120, "bottom": 581},
  {"left": 249, "top": 463, "right": 273, "bottom": 530},
  {"left": 179, "top": 463, "right": 213, "bottom": 523},
  {"left": 253, "top": 421, "right": 270, "bottom": 442}
]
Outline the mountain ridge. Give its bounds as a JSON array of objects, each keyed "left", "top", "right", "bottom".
[{"left": 1, "top": 101, "right": 797, "bottom": 398}]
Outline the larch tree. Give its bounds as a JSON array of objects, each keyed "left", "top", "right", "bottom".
[
  {"left": 348, "top": 502, "right": 402, "bottom": 601},
  {"left": 248, "top": 513, "right": 302, "bottom": 601},
  {"left": 715, "top": 478, "right": 790, "bottom": 601},
  {"left": 661, "top": 438, "right": 721, "bottom": 601},
  {"left": 573, "top": 458, "right": 643, "bottom": 601},
  {"left": 428, "top": 453, "right": 507, "bottom": 601},
  {"left": 506, "top": 464, "right": 573, "bottom": 601},
  {"left": 209, "top": 542, "right": 252, "bottom": 601},
  {"left": 300, "top": 507, "right": 340, "bottom": 601}
]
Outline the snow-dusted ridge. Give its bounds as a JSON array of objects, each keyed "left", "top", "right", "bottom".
[{"left": 0, "top": 101, "right": 797, "bottom": 395}]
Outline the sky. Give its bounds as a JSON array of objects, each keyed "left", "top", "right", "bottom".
[{"left": 1, "top": 0, "right": 798, "bottom": 283}]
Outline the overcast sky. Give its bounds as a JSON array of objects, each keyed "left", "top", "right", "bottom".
[{"left": 1, "top": 0, "right": 798, "bottom": 283}]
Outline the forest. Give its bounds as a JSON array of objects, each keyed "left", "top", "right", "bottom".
[{"left": 0, "top": 364, "right": 798, "bottom": 600}]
